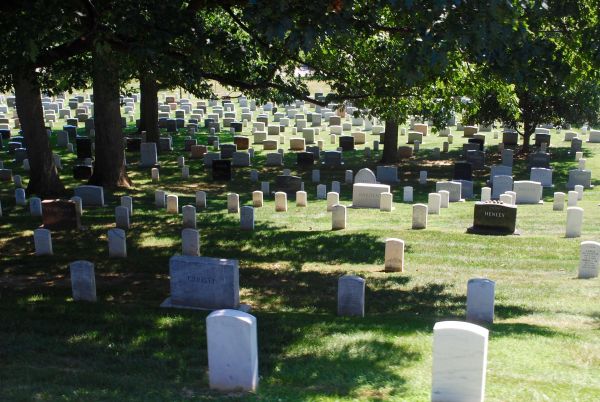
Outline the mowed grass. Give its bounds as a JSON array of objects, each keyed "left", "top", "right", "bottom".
[{"left": 0, "top": 98, "right": 599, "bottom": 401}]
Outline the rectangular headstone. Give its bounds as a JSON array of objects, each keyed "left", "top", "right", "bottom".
[
  {"left": 42, "top": 200, "right": 81, "bottom": 230},
  {"left": 467, "top": 201, "right": 517, "bottom": 235},
  {"left": 163, "top": 255, "right": 239, "bottom": 310},
  {"left": 212, "top": 160, "right": 232, "bottom": 181}
]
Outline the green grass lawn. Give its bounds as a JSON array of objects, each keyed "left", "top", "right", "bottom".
[{"left": 0, "top": 98, "right": 599, "bottom": 401}]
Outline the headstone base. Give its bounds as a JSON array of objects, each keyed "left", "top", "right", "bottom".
[
  {"left": 466, "top": 226, "right": 521, "bottom": 236},
  {"left": 160, "top": 297, "right": 252, "bottom": 313}
]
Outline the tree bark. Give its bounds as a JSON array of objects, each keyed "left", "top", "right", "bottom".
[
  {"left": 139, "top": 71, "right": 160, "bottom": 144},
  {"left": 522, "top": 117, "right": 535, "bottom": 153},
  {"left": 89, "top": 46, "right": 132, "bottom": 189},
  {"left": 380, "top": 119, "right": 399, "bottom": 164},
  {"left": 13, "top": 67, "right": 65, "bottom": 198}
]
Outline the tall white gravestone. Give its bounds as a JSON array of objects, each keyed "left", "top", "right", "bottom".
[
  {"left": 206, "top": 309, "right": 258, "bottom": 392},
  {"left": 431, "top": 321, "right": 488, "bottom": 402}
]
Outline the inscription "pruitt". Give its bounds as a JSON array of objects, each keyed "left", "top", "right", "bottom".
[{"left": 187, "top": 275, "right": 215, "bottom": 284}]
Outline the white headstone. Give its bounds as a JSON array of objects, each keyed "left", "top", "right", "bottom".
[
  {"left": 332, "top": 204, "right": 347, "bottom": 230},
  {"left": 155, "top": 190, "right": 167, "bottom": 208},
  {"left": 29, "top": 197, "right": 42, "bottom": 217},
  {"left": 438, "top": 190, "right": 449, "bottom": 208},
  {"left": 196, "top": 191, "right": 207, "bottom": 209},
  {"left": 261, "top": 181, "right": 270, "bottom": 194},
  {"left": 240, "top": 206, "right": 255, "bottom": 231},
  {"left": 181, "top": 228, "right": 200, "bottom": 256},
  {"left": 428, "top": 193, "right": 441, "bottom": 214},
  {"left": 33, "top": 228, "right": 53, "bottom": 256},
  {"left": 384, "top": 238, "right": 404, "bottom": 272},
  {"left": 296, "top": 191, "right": 307, "bottom": 207},
  {"left": 380, "top": 192, "right": 393, "bottom": 212},
  {"left": 275, "top": 192, "right": 287, "bottom": 212},
  {"left": 317, "top": 184, "right": 327, "bottom": 199},
  {"left": 337, "top": 275, "right": 365, "bottom": 317},
  {"left": 312, "top": 169, "right": 320, "bottom": 183},
  {"left": 566, "top": 207, "right": 583, "bottom": 238},
  {"left": 331, "top": 181, "right": 341, "bottom": 194},
  {"left": 115, "top": 206, "right": 130, "bottom": 230},
  {"left": 182, "top": 205, "right": 197, "bottom": 229},
  {"left": 466, "top": 278, "right": 495, "bottom": 324},
  {"left": 166, "top": 195, "right": 179, "bottom": 213},
  {"left": 567, "top": 190, "right": 578, "bottom": 207},
  {"left": 206, "top": 309, "right": 258, "bottom": 392},
  {"left": 227, "top": 193, "right": 239, "bottom": 213},
  {"left": 70, "top": 260, "right": 96, "bottom": 302},
  {"left": 412, "top": 204, "right": 428, "bottom": 229},
  {"left": 15, "top": 188, "right": 26, "bottom": 206},
  {"left": 403, "top": 186, "right": 414, "bottom": 203},
  {"left": 121, "top": 196, "right": 133, "bottom": 216},
  {"left": 578, "top": 241, "right": 600, "bottom": 279},
  {"left": 431, "top": 321, "right": 488, "bottom": 402},
  {"left": 151, "top": 167, "right": 160, "bottom": 182},
  {"left": 553, "top": 192, "right": 565, "bottom": 211},
  {"left": 108, "top": 228, "right": 127, "bottom": 258},
  {"left": 481, "top": 187, "right": 491, "bottom": 202},
  {"left": 252, "top": 190, "right": 263, "bottom": 208},
  {"left": 327, "top": 192, "right": 339, "bottom": 211}
]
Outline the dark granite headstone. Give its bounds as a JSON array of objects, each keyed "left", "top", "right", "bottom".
[
  {"left": 212, "top": 159, "right": 232, "bottom": 181},
  {"left": 571, "top": 138, "right": 582, "bottom": 153},
  {"left": 126, "top": 137, "right": 141, "bottom": 152},
  {"left": 230, "top": 122, "right": 243, "bottom": 132},
  {"left": 296, "top": 151, "right": 315, "bottom": 167},
  {"left": 166, "top": 119, "right": 178, "bottom": 132},
  {"left": 0, "top": 168, "right": 13, "bottom": 181},
  {"left": 14, "top": 148, "right": 28, "bottom": 163},
  {"left": 7, "top": 142, "right": 21, "bottom": 153},
  {"left": 63, "top": 125, "right": 77, "bottom": 137},
  {"left": 42, "top": 200, "right": 80, "bottom": 230},
  {"left": 0, "top": 129, "right": 10, "bottom": 140},
  {"left": 73, "top": 165, "right": 93, "bottom": 180},
  {"left": 233, "top": 136, "right": 249, "bottom": 150},
  {"left": 204, "top": 118, "right": 215, "bottom": 128},
  {"left": 306, "top": 145, "right": 320, "bottom": 159},
  {"left": 208, "top": 121, "right": 220, "bottom": 132},
  {"left": 468, "top": 138, "right": 484, "bottom": 151},
  {"left": 184, "top": 138, "right": 197, "bottom": 152},
  {"left": 502, "top": 131, "right": 519, "bottom": 145},
  {"left": 466, "top": 150, "right": 485, "bottom": 170},
  {"left": 323, "top": 151, "right": 343, "bottom": 167},
  {"left": 274, "top": 175, "right": 302, "bottom": 196},
  {"left": 467, "top": 201, "right": 518, "bottom": 235},
  {"left": 207, "top": 135, "right": 219, "bottom": 146},
  {"left": 535, "top": 133, "right": 551, "bottom": 148},
  {"left": 462, "top": 142, "right": 480, "bottom": 157},
  {"left": 339, "top": 136, "right": 355, "bottom": 151},
  {"left": 453, "top": 161, "right": 473, "bottom": 181},
  {"left": 76, "top": 137, "right": 93, "bottom": 159},
  {"left": 159, "top": 136, "right": 173, "bottom": 152},
  {"left": 528, "top": 152, "right": 550, "bottom": 169},
  {"left": 220, "top": 144, "right": 237, "bottom": 159}
]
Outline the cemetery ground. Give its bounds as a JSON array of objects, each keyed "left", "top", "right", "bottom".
[{"left": 1, "top": 117, "right": 600, "bottom": 401}]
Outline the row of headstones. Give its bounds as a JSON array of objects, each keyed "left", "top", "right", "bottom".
[{"left": 61, "top": 252, "right": 490, "bottom": 398}]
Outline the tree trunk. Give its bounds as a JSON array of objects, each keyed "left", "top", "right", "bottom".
[
  {"left": 139, "top": 72, "right": 160, "bottom": 144},
  {"left": 522, "top": 117, "right": 535, "bottom": 153},
  {"left": 13, "top": 67, "right": 65, "bottom": 198},
  {"left": 89, "top": 46, "right": 132, "bottom": 189},
  {"left": 380, "top": 119, "right": 399, "bottom": 163}
]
